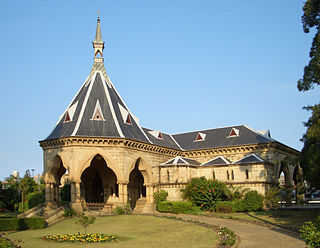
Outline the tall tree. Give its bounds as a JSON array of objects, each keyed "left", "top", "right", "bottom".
[{"left": 299, "top": 0, "right": 320, "bottom": 188}]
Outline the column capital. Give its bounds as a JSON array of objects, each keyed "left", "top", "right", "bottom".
[{"left": 117, "top": 180, "right": 129, "bottom": 185}]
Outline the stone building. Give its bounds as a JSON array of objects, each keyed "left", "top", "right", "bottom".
[{"left": 40, "top": 18, "right": 301, "bottom": 213}]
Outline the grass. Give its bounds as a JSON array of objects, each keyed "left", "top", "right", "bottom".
[
  {"left": 207, "top": 209, "right": 320, "bottom": 231},
  {"left": 7, "top": 215, "right": 218, "bottom": 248}
]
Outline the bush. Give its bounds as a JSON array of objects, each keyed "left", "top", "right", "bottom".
[
  {"left": 113, "top": 204, "right": 131, "bottom": 215},
  {"left": 265, "top": 187, "right": 280, "bottom": 209},
  {"left": 215, "top": 201, "right": 236, "bottom": 213},
  {"left": 218, "top": 227, "right": 237, "bottom": 246},
  {"left": 60, "top": 184, "right": 71, "bottom": 203},
  {"left": 0, "top": 237, "right": 15, "bottom": 248},
  {"left": 63, "top": 207, "right": 77, "bottom": 218},
  {"left": 182, "top": 177, "right": 228, "bottom": 210},
  {"left": 18, "top": 201, "right": 28, "bottom": 213},
  {"left": 27, "top": 192, "right": 45, "bottom": 209},
  {"left": 153, "top": 190, "right": 168, "bottom": 205},
  {"left": 0, "top": 217, "right": 46, "bottom": 231},
  {"left": 300, "top": 216, "right": 320, "bottom": 248},
  {"left": 157, "top": 201, "right": 193, "bottom": 214},
  {"left": 241, "top": 190, "right": 264, "bottom": 212}
]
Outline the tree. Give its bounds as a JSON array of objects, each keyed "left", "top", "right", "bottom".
[
  {"left": 300, "top": 105, "right": 320, "bottom": 188},
  {"left": 76, "top": 213, "right": 95, "bottom": 234},
  {"left": 298, "top": 0, "right": 320, "bottom": 189},
  {"left": 18, "top": 170, "right": 37, "bottom": 206}
]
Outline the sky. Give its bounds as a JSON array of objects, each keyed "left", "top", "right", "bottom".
[{"left": 0, "top": 0, "right": 319, "bottom": 180}]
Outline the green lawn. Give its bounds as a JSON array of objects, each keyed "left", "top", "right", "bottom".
[
  {"left": 7, "top": 215, "right": 218, "bottom": 248},
  {"left": 207, "top": 209, "right": 320, "bottom": 230}
]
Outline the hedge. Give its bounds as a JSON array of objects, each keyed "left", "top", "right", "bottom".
[
  {"left": 157, "top": 201, "right": 193, "bottom": 214},
  {"left": 0, "top": 217, "right": 46, "bottom": 231}
]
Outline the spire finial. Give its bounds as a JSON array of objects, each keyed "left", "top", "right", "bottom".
[{"left": 93, "top": 17, "right": 104, "bottom": 63}]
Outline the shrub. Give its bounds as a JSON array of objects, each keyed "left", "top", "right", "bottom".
[
  {"left": 241, "top": 190, "right": 264, "bottom": 212},
  {"left": 215, "top": 201, "right": 236, "bottom": 213},
  {"left": 153, "top": 190, "right": 168, "bottom": 205},
  {"left": 218, "top": 227, "right": 237, "bottom": 246},
  {"left": 60, "top": 183, "right": 71, "bottom": 203},
  {"left": 113, "top": 204, "right": 131, "bottom": 215},
  {"left": 18, "top": 201, "right": 28, "bottom": 213},
  {"left": 27, "top": 192, "right": 45, "bottom": 209},
  {"left": 63, "top": 207, "right": 77, "bottom": 218},
  {"left": 300, "top": 216, "right": 320, "bottom": 248},
  {"left": 0, "top": 237, "right": 15, "bottom": 248},
  {"left": 0, "top": 217, "right": 46, "bottom": 231},
  {"left": 265, "top": 187, "right": 280, "bottom": 209},
  {"left": 157, "top": 201, "right": 193, "bottom": 214},
  {"left": 182, "top": 177, "right": 228, "bottom": 210}
]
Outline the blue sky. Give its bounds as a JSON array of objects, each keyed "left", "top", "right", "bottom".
[{"left": 0, "top": 0, "right": 319, "bottom": 180}]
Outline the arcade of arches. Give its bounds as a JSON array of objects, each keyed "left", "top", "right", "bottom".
[{"left": 44, "top": 152, "right": 155, "bottom": 212}]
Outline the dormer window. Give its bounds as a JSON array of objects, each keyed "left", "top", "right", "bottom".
[
  {"left": 64, "top": 111, "right": 71, "bottom": 123},
  {"left": 194, "top": 132, "right": 206, "bottom": 142},
  {"left": 228, "top": 128, "right": 239, "bottom": 137},
  {"left": 63, "top": 101, "right": 78, "bottom": 123},
  {"left": 125, "top": 114, "right": 132, "bottom": 125},
  {"left": 149, "top": 130, "right": 163, "bottom": 140},
  {"left": 90, "top": 100, "right": 105, "bottom": 121}
]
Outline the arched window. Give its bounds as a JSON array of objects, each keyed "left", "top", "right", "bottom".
[
  {"left": 212, "top": 170, "right": 216, "bottom": 180},
  {"left": 167, "top": 170, "right": 170, "bottom": 182},
  {"left": 227, "top": 171, "right": 230, "bottom": 180},
  {"left": 231, "top": 170, "right": 234, "bottom": 180},
  {"left": 245, "top": 169, "right": 249, "bottom": 179}
]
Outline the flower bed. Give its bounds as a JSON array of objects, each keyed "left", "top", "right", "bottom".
[{"left": 42, "top": 233, "right": 119, "bottom": 243}]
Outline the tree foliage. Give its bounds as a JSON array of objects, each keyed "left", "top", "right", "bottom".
[
  {"left": 182, "top": 177, "right": 228, "bottom": 210},
  {"left": 300, "top": 104, "right": 320, "bottom": 188},
  {"left": 299, "top": 0, "right": 320, "bottom": 91},
  {"left": 76, "top": 213, "right": 95, "bottom": 234},
  {"left": 298, "top": 1, "right": 320, "bottom": 189}
]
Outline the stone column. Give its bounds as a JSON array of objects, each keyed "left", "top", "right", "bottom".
[
  {"left": 123, "top": 183, "right": 128, "bottom": 204},
  {"left": 45, "top": 183, "right": 51, "bottom": 202},
  {"left": 71, "top": 181, "right": 83, "bottom": 212},
  {"left": 50, "top": 183, "right": 55, "bottom": 202},
  {"left": 118, "top": 181, "right": 128, "bottom": 204}
]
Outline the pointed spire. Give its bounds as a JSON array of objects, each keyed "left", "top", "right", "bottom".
[
  {"left": 92, "top": 17, "right": 105, "bottom": 63},
  {"left": 94, "top": 17, "right": 103, "bottom": 43}
]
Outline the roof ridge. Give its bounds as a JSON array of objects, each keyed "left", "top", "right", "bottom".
[{"left": 171, "top": 124, "right": 244, "bottom": 136}]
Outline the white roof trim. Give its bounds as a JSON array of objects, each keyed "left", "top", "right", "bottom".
[
  {"left": 200, "top": 156, "right": 230, "bottom": 166},
  {"left": 243, "top": 125, "right": 274, "bottom": 141},
  {"left": 71, "top": 72, "right": 97, "bottom": 136},
  {"left": 118, "top": 103, "right": 129, "bottom": 123},
  {"left": 170, "top": 135, "right": 184, "bottom": 151},
  {"left": 90, "top": 99, "right": 105, "bottom": 121},
  {"left": 111, "top": 82, "right": 152, "bottom": 144},
  {"left": 101, "top": 73, "right": 124, "bottom": 138},
  {"left": 68, "top": 101, "right": 78, "bottom": 121},
  {"left": 233, "top": 154, "right": 264, "bottom": 164}
]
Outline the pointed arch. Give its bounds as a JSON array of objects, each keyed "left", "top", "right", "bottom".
[{"left": 126, "top": 156, "right": 152, "bottom": 184}]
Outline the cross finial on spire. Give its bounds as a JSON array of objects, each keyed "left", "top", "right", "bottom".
[{"left": 93, "top": 17, "right": 104, "bottom": 63}]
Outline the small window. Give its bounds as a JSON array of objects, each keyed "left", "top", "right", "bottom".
[
  {"left": 228, "top": 128, "right": 240, "bottom": 137},
  {"left": 231, "top": 170, "right": 234, "bottom": 180},
  {"left": 194, "top": 132, "right": 206, "bottom": 142},
  {"left": 93, "top": 109, "right": 103, "bottom": 120},
  {"left": 167, "top": 171, "right": 170, "bottom": 182},
  {"left": 125, "top": 114, "right": 132, "bottom": 125},
  {"left": 227, "top": 171, "right": 230, "bottom": 180},
  {"left": 158, "top": 132, "right": 163, "bottom": 139},
  {"left": 245, "top": 169, "right": 249, "bottom": 179},
  {"left": 64, "top": 111, "right": 71, "bottom": 123},
  {"left": 212, "top": 170, "right": 216, "bottom": 180}
]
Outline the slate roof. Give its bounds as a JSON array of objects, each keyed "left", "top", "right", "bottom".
[
  {"left": 233, "top": 154, "right": 265, "bottom": 164},
  {"left": 43, "top": 18, "right": 292, "bottom": 155},
  {"left": 201, "top": 156, "right": 231, "bottom": 166},
  {"left": 161, "top": 156, "right": 201, "bottom": 166},
  {"left": 171, "top": 125, "right": 274, "bottom": 151}
]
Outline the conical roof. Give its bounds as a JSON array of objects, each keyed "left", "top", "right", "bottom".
[{"left": 45, "top": 18, "right": 151, "bottom": 143}]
